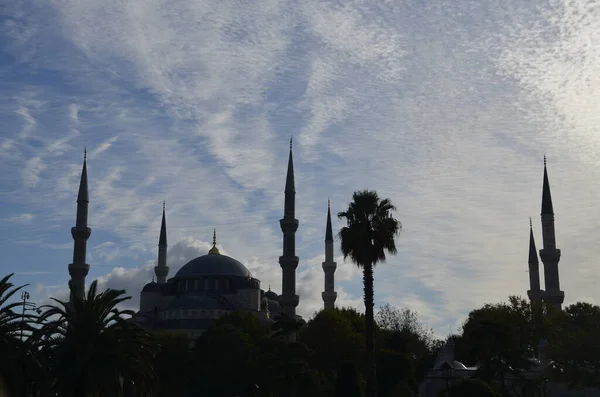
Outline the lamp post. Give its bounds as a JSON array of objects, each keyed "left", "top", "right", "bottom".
[{"left": 20, "top": 291, "right": 41, "bottom": 341}]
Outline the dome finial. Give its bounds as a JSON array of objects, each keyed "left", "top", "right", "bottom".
[
  {"left": 530, "top": 217, "right": 532, "bottom": 228},
  {"left": 544, "top": 154, "right": 546, "bottom": 166},
  {"left": 84, "top": 146, "right": 87, "bottom": 160},
  {"left": 208, "top": 228, "right": 220, "bottom": 255}
]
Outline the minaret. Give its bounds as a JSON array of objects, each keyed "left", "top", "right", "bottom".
[
  {"left": 68, "top": 149, "right": 91, "bottom": 301},
  {"left": 539, "top": 156, "right": 564, "bottom": 310},
  {"left": 527, "top": 218, "right": 544, "bottom": 303},
  {"left": 154, "top": 201, "right": 169, "bottom": 284},
  {"left": 279, "top": 138, "right": 299, "bottom": 318},
  {"left": 322, "top": 200, "right": 337, "bottom": 310}
]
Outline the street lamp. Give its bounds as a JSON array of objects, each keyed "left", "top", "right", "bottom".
[{"left": 20, "top": 291, "right": 41, "bottom": 340}]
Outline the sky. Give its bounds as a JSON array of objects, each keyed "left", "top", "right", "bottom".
[{"left": 1, "top": 0, "right": 600, "bottom": 337}]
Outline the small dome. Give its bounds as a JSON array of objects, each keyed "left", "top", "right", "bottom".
[
  {"left": 265, "top": 289, "right": 278, "bottom": 300},
  {"left": 141, "top": 281, "right": 161, "bottom": 293},
  {"left": 433, "top": 360, "right": 469, "bottom": 370},
  {"left": 176, "top": 254, "right": 252, "bottom": 278},
  {"left": 267, "top": 299, "right": 283, "bottom": 313},
  {"left": 453, "top": 361, "right": 467, "bottom": 370}
]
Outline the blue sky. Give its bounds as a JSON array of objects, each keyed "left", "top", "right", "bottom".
[{"left": 1, "top": 0, "right": 600, "bottom": 336}]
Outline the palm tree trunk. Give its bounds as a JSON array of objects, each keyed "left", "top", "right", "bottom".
[{"left": 363, "top": 261, "right": 377, "bottom": 397}]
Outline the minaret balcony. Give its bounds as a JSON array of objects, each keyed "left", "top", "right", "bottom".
[
  {"left": 527, "top": 289, "right": 545, "bottom": 302},
  {"left": 543, "top": 291, "right": 565, "bottom": 306},
  {"left": 322, "top": 291, "right": 337, "bottom": 301},
  {"left": 71, "top": 226, "right": 91, "bottom": 240},
  {"left": 279, "top": 218, "right": 299, "bottom": 232},
  {"left": 68, "top": 263, "right": 90, "bottom": 277},
  {"left": 279, "top": 293, "right": 299, "bottom": 308},
  {"left": 322, "top": 261, "right": 337, "bottom": 271},
  {"left": 279, "top": 255, "right": 299, "bottom": 269},
  {"left": 154, "top": 265, "right": 169, "bottom": 277},
  {"left": 539, "top": 248, "right": 561, "bottom": 263}
]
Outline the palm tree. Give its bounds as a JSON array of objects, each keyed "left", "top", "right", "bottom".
[
  {"left": 338, "top": 190, "right": 401, "bottom": 397},
  {"left": 36, "top": 280, "right": 158, "bottom": 397},
  {"left": 0, "top": 273, "right": 44, "bottom": 397}
]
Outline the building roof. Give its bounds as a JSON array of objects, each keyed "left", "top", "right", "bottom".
[{"left": 175, "top": 253, "right": 252, "bottom": 278}]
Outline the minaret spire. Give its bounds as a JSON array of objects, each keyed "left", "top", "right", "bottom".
[
  {"left": 527, "top": 218, "right": 543, "bottom": 303},
  {"left": 284, "top": 136, "right": 295, "bottom": 218},
  {"left": 279, "top": 138, "right": 299, "bottom": 318},
  {"left": 538, "top": 157, "right": 564, "bottom": 310},
  {"left": 154, "top": 202, "right": 169, "bottom": 284},
  {"left": 541, "top": 155, "right": 554, "bottom": 216},
  {"left": 68, "top": 149, "right": 91, "bottom": 301},
  {"left": 322, "top": 199, "right": 337, "bottom": 310}
]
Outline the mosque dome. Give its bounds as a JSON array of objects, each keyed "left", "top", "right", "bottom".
[
  {"left": 175, "top": 229, "right": 253, "bottom": 278},
  {"left": 176, "top": 254, "right": 252, "bottom": 278}
]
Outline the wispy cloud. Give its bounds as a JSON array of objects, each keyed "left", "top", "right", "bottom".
[
  {"left": 6, "top": 213, "right": 35, "bottom": 224},
  {"left": 16, "top": 271, "right": 56, "bottom": 276},
  {"left": 22, "top": 157, "right": 46, "bottom": 187},
  {"left": 2, "top": 0, "right": 600, "bottom": 334}
]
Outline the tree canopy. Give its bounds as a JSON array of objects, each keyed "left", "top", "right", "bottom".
[{"left": 4, "top": 274, "right": 600, "bottom": 397}]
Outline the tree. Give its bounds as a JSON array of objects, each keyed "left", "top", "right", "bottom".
[
  {"left": 376, "top": 304, "right": 435, "bottom": 350},
  {"left": 153, "top": 331, "right": 193, "bottom": 397},
  {"left": 37, "top": 280, "right": 158, "bottom": 397},
  {"left": 338, "top": 190, "right": 402, "bottom": 397},
  {"left": 376, "top": 349, "right": 416, "bottom": 396},
  {"left": 459, "top": 297, "right": 537, "bottom": 394},
  {"left": 547, "top": 302, "right": 600, "bottom": 388},
  {"left": 259, "top": 339, "right": 318, "bottom": 397},
  {"left": 299, "top": 309, "right": 364, "bottom": 374},
  {"left": 271, "top": 312, "right": 306, "bottom": 341},
  {"left": 214, "top": 310, "right": 269, "bottom": 342},
  {"left": 0, "top": 274, "right": 45, "bottom": 397},
  {"left": 334, "top": 361, "right": 362, "bottom": 397},
  {"left": 376, "top": 304, "right": 437, "bottom": 381},
  {"left": 192, "top": 324, "right": 259, "bottom": 397}
]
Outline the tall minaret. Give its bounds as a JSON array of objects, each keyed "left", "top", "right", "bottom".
[
  {"left": 527, "top": 218, "right": 544, "bottom": 304},
  {"left": 539, "top": 156, "right": 564, "bottom": 310},
  {"left": 154, "top": 202, "right": 169, "bottom": 284},
  {"left": 68, "top": 149, "right": 91, "bottom": 301},
  {"left": 322, "top": 200, "right": 337, "bottom": 310},
  {"left": 279, "top": 138, "right": 299, "bottom": 318}
]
